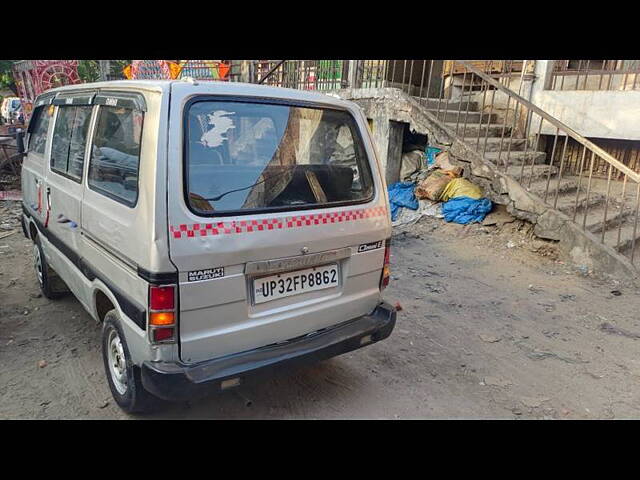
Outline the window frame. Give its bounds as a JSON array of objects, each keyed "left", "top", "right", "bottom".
[
  {"left": 49, "top": 105, "right": 94, "bottom": 184},
  {"left": 182, "top": 95, "right": 376, "bottom": 218},
  {"left": 26, "top": 105, "right": 52, "bottom": 157},
  {"left": 86, "top": 104, "right": 144, "bottom": 208}
]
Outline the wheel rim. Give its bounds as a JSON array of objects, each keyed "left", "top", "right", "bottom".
[
  {"left": 107, "top": 329, "right": 128, "bottom": 395},
  {"left": 33, "top": 245, "right": 43, "bottom": 286}
]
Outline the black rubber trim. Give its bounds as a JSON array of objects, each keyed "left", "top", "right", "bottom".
[
  {"left": 23, "top": 208, "right": 147, "bottom": 330},
  {"left": 33, "top": 92, "right": 56, "bottom": 108},
  {"left": 141, "top": 301, "right": 396, "bottom": 401},
  {"left": 52, "top": 90, "right": 97, "bottom": 106},
  {"left": 137, "top": 266, "right": 178, "bottom": 285},
  {"left": 94, "top": 91, "right": 147, "bottom": 111}
]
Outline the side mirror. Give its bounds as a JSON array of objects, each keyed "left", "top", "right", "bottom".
[{"left": 15, "top": 129, "right": 25, "bottom": 154}]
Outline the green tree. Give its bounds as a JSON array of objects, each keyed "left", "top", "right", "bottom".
[
  {"left": 0, "top": 60, "right": 16, "bottom": 89},
  {"left": 77, "top": 60, "right": 101, "bottom": 83}
]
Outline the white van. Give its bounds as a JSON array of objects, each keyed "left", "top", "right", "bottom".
[
  {"left": 20, "top": 80, "right": 396, "bottom": 413},
  {"left": 1, "top": 96, "right": 21, "bottom": 123}
]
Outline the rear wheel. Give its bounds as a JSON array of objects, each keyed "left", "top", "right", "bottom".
[
  {"left": 33, "top": 235, "right": 68, "bottom": 299},
  {"left": 102, "top": 310, "right": 158, "bottom": 414}
]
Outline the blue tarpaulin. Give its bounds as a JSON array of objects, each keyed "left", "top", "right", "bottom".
[
  {"left": 441, "top": 196, "right": 492, "bottom": 224},
  {"left": 388, "top": 182, "right": 419, "bottom": 221}
]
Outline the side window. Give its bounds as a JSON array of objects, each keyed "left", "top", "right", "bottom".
[
  {"left": 50, "top": 105, "right": 93, "bottom": 181},
  {"left": 28, "top": 105, "right": 53, "bottom": 155},
  {"left": 88, "top": 106, "right": 143, "bottom": 206}
]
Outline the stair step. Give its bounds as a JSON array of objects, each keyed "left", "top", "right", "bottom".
[
  {"left": 464, "top": 137, "right": 527, "bottom": 152},
  {"left": 427, "top": 109, "right": 497, "bottom": 124},
  {"left": 555, "top": 192, "right": 606, "bottom": 215},
  {"left": 604, "top": 220, "right": 640, "bottom": 254},
  {"left": 413, "top": 97, "right": 478, "bottom": 111},
  {"left": 526, "top": 178, "right": 580, "bottom": 197},
  {"left": 484, "top": 150, "right": 546, "bottom": 166},
  {"left": 445, "top": 123, "right": 510, "bottom": 137},
  {"left": 585, "top": 204, "right": 633, "bottom": 235},
  {"left": 506, "top": 164, "right": 557, "bottom": 181}
]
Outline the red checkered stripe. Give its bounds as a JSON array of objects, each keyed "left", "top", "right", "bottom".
[{"left": 170, "top": 206, "right": 388, "bottom": 239}]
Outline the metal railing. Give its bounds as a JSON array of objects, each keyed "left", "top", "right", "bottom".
[
  {"left": 253, "top": 60, "right": 348, "bottom": 90},
  {"left": 549, "top": 60, "right": 640, "bottom": 91}
]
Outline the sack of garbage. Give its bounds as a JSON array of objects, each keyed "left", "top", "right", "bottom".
[
  {"left": 415, "top": 168, "right": 461, "bottom": 201},
  {"left": 439, "top": 177, "right": 483, "bottom": 202},
  {"left": 400, "top": 150, "right": 425, "bottom": 181},
  {"left": 388, "top": 182, "right": 419, "bottom": 221},
  {"left": 434, "top": 151, "right": 457, "bottom": 171},
  {"left": 442, "top": 197, "right": 493, "bottom": 224}
]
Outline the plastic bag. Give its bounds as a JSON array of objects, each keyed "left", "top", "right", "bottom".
[
  {"left": 439, "top": 177, "right": 483, "bottom": 202},
  {"left": 442, "top": 197, "right": 493, "bottom": 224},
  {"left": 388, "top": 182, "right": 419, "bottom": 221},
  {"left": 425, "top": 146, "right": 442, "bottom": 166}
]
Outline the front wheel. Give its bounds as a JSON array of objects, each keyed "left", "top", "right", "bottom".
[
  {"left": 33, "top": 235, "right": 68, "bottom": 299},
  {"left": 101, "top": 310, "right": 158, "bottom": 414}
]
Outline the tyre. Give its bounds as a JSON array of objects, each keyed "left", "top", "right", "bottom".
[
  {"left": 102, "top": 310, "right": 158, "bottom": 414},
  {"left": 33, "top": 235, "right": 68, "bottom": 299}
]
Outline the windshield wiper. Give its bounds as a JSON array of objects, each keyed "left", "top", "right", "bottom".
[{"left": 201, "top": 165, "right": 299, "bottom": 202}]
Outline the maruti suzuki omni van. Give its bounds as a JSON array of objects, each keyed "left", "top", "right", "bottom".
[{"left": 20, "top": 79, "right": 396, "bottom": 413}]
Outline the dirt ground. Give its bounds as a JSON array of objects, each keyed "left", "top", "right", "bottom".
[{"left": 2, "top": 199, "right": 640, "bottom": 419}]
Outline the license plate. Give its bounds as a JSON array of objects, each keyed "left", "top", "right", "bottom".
[{"left": 253, "top": 263, "right": 339, "bottom": 304}]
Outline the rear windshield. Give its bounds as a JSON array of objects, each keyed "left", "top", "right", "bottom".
[{"left": 185, "top": 100, "right": 374, "bottom": 215}]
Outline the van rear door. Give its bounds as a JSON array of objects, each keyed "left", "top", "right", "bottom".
[{"left": 167, "top": 85, "right": 390, "bottom": 364}]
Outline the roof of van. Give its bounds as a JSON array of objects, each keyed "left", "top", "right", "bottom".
[{"left": 40, "top": 79, "right": 356, "bottom": 109}]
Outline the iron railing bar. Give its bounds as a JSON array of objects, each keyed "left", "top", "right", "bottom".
[
  {"left": 482, "top": 87, "right": 497, "bottom": 157},
  {"left": 454, "top": 70, "right": 468, "bottom": 135},
  {"left": 407, "top": 60, "right": 415, "bottom": 96},
  {"left": 583, "top": 152, "right": 596, "bottom": 229},
  {"left": 631, "top": 182, "right": 640, "bottom": 263},
  {"left": 402, "top": 61, "right": 407, "bottom": 92},
  {"left": 476, "top": 66, "right": 489, "bottom": 151},
  {"left": 573, "top": 145, "right": 588, "bottom": 222},
  {"left": 574, "top": 60, "right": 582, "bottom": 90},
  {"left": 544, "top": 129, "right": 560, "bottom": 203},
  {"left": 601, "top": 163, "right": 613, "bottom": 244},
  {"left": 418, "top": 60, "right": 427, "bottom": 104},
  {"left": 617, "top": 174, "right": 628, "bottom": 250},
  {"left": 553, "top": 135, "right": 569, "bottom": 209},
  {"left": 497, "top": 96, "right": 511, "bottom": 169},
  {"left": 528, "top": 115, "right": 544, "bottom": 188},
  {"left": 462, "top": 68, "right": 475, "bottom": 141},
  {"left": 518, "top": 109, "right": 533, "bottom": 183},
  {"left": 425, "top": 60, "right": 434, "bottom": 107}
]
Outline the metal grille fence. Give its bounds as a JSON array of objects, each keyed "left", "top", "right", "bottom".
[{"left": 549, "top": 60, "right": 640, "bottom": 91}]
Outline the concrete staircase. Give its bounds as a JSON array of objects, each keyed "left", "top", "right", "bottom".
[{"left": 425, "top": 95, "right": 640, "bottom": 265}]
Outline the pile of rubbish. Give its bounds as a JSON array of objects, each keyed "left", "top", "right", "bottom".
[{"left": 388, "top": 146, "right": 492, "bottom": 227}]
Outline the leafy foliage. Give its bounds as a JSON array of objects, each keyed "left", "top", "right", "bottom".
[{"left": 0, "top": 60, "right": 15, "bottom": 89}]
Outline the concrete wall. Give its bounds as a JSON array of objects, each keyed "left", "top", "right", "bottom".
[{"left": 529, "top": 60, "right": 640, "bottom": 141}]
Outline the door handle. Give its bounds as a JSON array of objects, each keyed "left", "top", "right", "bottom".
[{"left": 56, "top": 213, "right": 78, "bottom": 229}]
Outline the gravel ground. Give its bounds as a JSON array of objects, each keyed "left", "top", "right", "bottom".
[{"left": 2, "top": 199, "right": 640, "bottom": 419}]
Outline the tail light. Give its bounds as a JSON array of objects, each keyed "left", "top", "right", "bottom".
[
  {"left": 380, "top": 238, "right": 391, "bottom": 290},
  {"left": 148, "top": 285, "right": 177, "bottom": 344}
]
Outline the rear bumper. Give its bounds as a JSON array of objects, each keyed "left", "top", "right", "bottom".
[{"left": 141, "top": 301, "right": 396, "bottom": 401}]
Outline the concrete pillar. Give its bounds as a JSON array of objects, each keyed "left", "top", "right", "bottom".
[
  {"left": 370, "top": 116, "right": 405, "bottom": 185},
  {"left": 99, "top": 60, "right": 110, "bottom": 81},
  {"left": 386, "top": 120, "right": 405, "bottom": 184}
]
